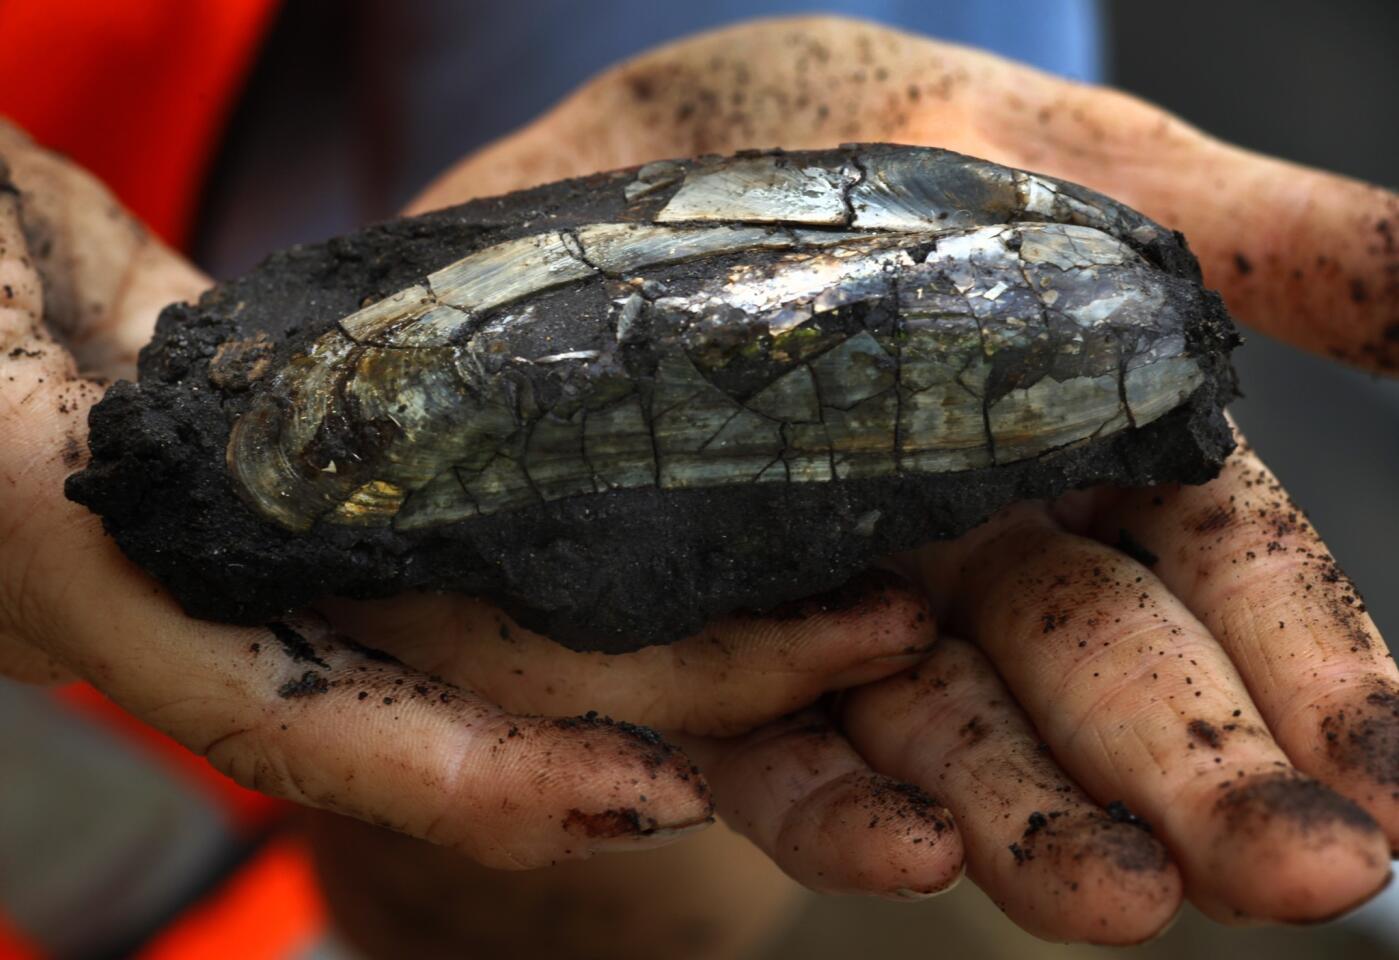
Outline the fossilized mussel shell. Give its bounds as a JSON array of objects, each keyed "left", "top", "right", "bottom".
[{"left": 69, "top": 145, "right": 1238, "bottom": 652}]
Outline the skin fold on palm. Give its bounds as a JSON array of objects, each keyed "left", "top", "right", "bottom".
[{"left": 0, "top": 15, "right": 1394, "bottom": 952}]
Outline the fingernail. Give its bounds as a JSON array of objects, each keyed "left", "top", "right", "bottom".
[
  {"left": 881, "top": 873, "right": 964, "bottom": 902},
  {"left": 1287, "top": 869, "right": 1394, "bottom": 926},
  {"left": 589, "top": 817, "right": 713, "bottom": 853}
]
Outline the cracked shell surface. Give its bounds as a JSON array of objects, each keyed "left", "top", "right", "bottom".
[{"left": 68, "top": 145, "right": 1238, "bottom": 652}]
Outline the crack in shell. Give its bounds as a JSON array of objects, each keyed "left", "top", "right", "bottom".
[{"left": 226, "top": 146, "right": 1211, "bottom": 533}]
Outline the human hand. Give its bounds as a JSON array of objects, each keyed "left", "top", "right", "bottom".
[
  {"left": 398, "top": 16, "right": 1397, "bottom": 941},
  {"left": 0, "top": 118, "right": 934, "bottom": 870}
]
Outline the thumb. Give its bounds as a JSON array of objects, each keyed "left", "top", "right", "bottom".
[{"left": 0, "top": 117, "right": 208, "bottom": 381}]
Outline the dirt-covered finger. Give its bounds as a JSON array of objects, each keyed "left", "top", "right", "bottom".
[
  {"left": 919, "top": 510, "right": 1391, "bottom": 923},
  {"left": 318, "top": 570, "right": 936, "bottom": 736},
  {"left": 684, "top": 711, "right": 964, "bottom": 898},
  {"left": 845, "top": 637, "right": 1181, "bottom": 944},
  {"left": 36, "top": 601, "right": 712, "bottom": 868},
  {"left": 1095, "top": 433, "right": 1399, "bottom": 845}
]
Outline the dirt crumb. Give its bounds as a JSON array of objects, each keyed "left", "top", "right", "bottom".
[
  {"left": 1105, "top": 800, "right": 1152, "bottom": 833},
  {"left": 278, "top": 670, "right": 329, "bottom": 699},
  {"left": 268, "top": 621, "right": 330, "bottom": 668},
  {"left": 1188, "top": 719, "right": 1223, "bottom": 750}
]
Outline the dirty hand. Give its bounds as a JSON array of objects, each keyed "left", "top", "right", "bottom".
[
  {"left": 0, "top": 120, "right": 934, "bottom": 870},
  {"left": 397, "top": 16, "right": 1397, "bottom": 943}
]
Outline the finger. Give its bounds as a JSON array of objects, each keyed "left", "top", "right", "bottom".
[
  {"left": 683, "top": 711, "right": 964, "bottom": 898},
  {"left": 317, "top": 569, "right": 936, "bottom": 737},
  {"left": 964, "top": 65, "right": 1399, "bottom": 373},
  {"left": 918, "top": 507, "right": 1391, "bottom": 923},
  {"left": 0, "top": 118, "right": 207, "bottom": 380},
  {"left": 845, "top": 638, "right": 1181, "bottom": 944},
  {"left": 16, "top": 556, "right": 713, "bottom": 867},
  {"left": 1092, "top": 431, "right": 1399, "bottom": 845},
  {"left": 407, "top": 16, "right": 1395, "bottom": 372},
  {"left": 8, "top": 431, "right": 713, "bottom": 870}
]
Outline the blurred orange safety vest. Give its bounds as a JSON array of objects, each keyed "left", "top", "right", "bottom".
[{"left": 0, "top": 2, "right": 332, "bottom": 957}]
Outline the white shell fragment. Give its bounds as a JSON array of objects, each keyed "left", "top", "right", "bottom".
[{"left": 227, "top": 146, "right": 1210, "bottom": 532}]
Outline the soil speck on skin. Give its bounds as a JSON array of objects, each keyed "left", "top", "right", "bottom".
[
  {"left": 1105, "top": 800, "right": 1152, "bottom": 833},
  {"left": 863, "top": 776, "right": 951, "bottom": 834},
  {"left": 1320, "top": 686, "right": 1399, "bottom": 786},
  {"left": 1188, "top": 719, "right": 1223, "bottom": 750},
  {"left": 1115, "top": 528, "right": 1159, "bottom": 567},
  {"left": 563, "top": 807, "right": 651, "bottom": 838},
  {"left": 1012, "top": 809, "right": 1169, "bottom": 874},
  {"left": 267, "top": 621, "right": 330, "bottom": 668},
  {"left": 61, "top": 436, "right": 84, "bottom": 468},
  {"left": 551, "top": 711, "right": 695, "bottom": 782},
  {"left": 278, "top": 670, "right": 329, "bottom": 698},
  {"left": 959, "top": 715, "right": 988, "bottom": 745},
  {"left": 1216, "top": 771, "right": 1379, "bottom": 835},
  {"left": 1086, "top": 816, "right": 1172, "bottom": 873}
]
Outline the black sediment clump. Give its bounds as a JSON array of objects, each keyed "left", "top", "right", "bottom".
[{"left": 67, "top": 146, "right": 1238, "bottom": 652}]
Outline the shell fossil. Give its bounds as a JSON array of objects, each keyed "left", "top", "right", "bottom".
[{"left": 68, "top": 144, "right": 1238, "bottom": 652}]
